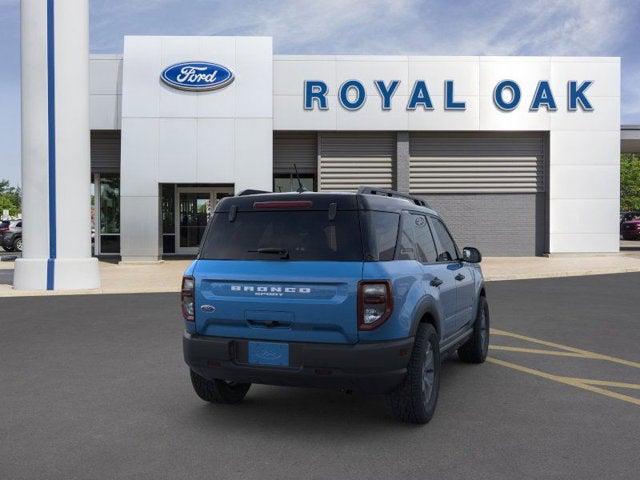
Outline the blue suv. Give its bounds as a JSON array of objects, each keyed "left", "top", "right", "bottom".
[{"left": 182, "top": 187, "right": 489, "bottom": 424}]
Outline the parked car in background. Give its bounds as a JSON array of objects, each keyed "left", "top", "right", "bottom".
[
  {"left": 0, "top": 220, "right": 11, "bottom": 235},
  {"left": 1, "top": 220, "right": 22, "bottom": 252},
  {"left": 620, "top": 211, "right": 640, "bottom": 225},
  {"left": 621, "top": 212, "right": 640, "bottom": 240}
]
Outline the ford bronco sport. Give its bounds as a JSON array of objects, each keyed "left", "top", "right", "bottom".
[{"left": 182, "top": 187, "right": 489, "bottom": 424}]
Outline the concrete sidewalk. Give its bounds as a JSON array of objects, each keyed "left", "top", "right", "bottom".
[{"left": 2, "top": 253, "right": 640, "bottom": 296}]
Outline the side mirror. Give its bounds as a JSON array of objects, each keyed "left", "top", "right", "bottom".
[{"left": 463, "top": 247, "right": 482, "bottom": 263}]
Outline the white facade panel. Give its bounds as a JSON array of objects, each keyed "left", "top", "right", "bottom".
[
  {"left": 120, "top": 118, "right": 159, "bottom": 197},
  {"left": 549, "top": 97, "right": 620, "bottom": 131},
  {"left": 336, "top": 58, "right": 409, "bottom": 96},
  {"left": 120, "top": 195, "right": 159, "bottom": 258},
  {"left": 550, "top": 198, "right": 619, "bottom": 234},
  {"left": 158, "top": 118, "right": 197, "bottom": 183},
  {"left": 336, "top": 95, "right": 409, "bottom": 130},
  {"left": 550, "top": 233, "right": 620, "bottom": 253},
  {"left": 235, "top": 59, "right": 273, "bottom": 118},
  {"left": 196, "top": 119, "right": 235, "bottom": 182},
  {"left": 550, "top": 165, "right": 619, "bottom": 199},
  {"left": 274, "top": 95, "right": 337, "bottom": 130},
  {"left": 89, "top": 57, "right": 122, "bottom": 94},
  {"left": 196, "top": 83, "right": 236, "bottom": 118},
  {"left": 159, "top": 85, "right": 198, "bottom": 118},
  {"left": 409, "top": 59, "right": 479, "bottom": 97},
  {"left": 407, "top": 96, "right": 479, "bottom": 130},
  {"left": 234, "top": 119, "right": 273, "bottom": 192},
  {"left": 274, "top": 59, "right": 336, "bottom": 96},
  {"left": 478, "top": 95, "right": 551, "bottom": 131},
  {"left": 549, "top": 58, "right": 620, "bottom": 98},
  {"left": 120, "top": 37, "right": 161, "bottom": 118},
  {"left": 478, "top": 57, "right": 551, "bottom": 99},
  {"left": 197, "top": 37, "right": 236, "bottom": 67},
  {"left": 549, "top": 130, "right": 620, "bottom": 165},
  {"left": 90, "top": 94, "right": 121, "bottom": 130}
]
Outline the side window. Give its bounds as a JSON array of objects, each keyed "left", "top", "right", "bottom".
[
  {"left": 363, "top": 211, "right": 399, "bottom": 261},
  {"left": 396, "top": 213, "right": 416, "bottom": 260},
  {"left": 412, "top": 214, "right": 438, "bottom": 263},
  {"left": 430, "top": 217, "right": 459, "bottom": 262}
]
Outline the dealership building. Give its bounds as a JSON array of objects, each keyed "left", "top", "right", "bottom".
[{"left": 86, "top": 35, "right": 621, "bottom": 261}]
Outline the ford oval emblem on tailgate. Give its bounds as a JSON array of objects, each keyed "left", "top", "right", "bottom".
[
  {"left": 200, "top": 304, "right": 215, "bottom": 312},
  {"left": 160, "top": 61, "right": 234, "bottom": 91}
]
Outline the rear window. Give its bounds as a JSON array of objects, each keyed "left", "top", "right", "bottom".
[{"left": 200, "top": 210, "right": 363, "bottom": 261}]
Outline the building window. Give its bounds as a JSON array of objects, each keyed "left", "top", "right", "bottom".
[
  {"left": 161, "top": 184, "right": 175, "bottom": 254},
  {"left": 273, "top": 174, "right": 315, "bottom": 193},
  {"left": 99, "top": 174, "right": 120, "bottom": 254}
]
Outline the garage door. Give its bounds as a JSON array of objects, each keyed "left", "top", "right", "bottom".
[
  {"left": 273, "top": 132, "right": 317, "bottom": 175},
  {"left": 90, "top": 130, "right": 120, "bottom": 174},
  {"left": 410, "top": 132, "right": 546, "bottom": 256},
  {"left": 319, "top": 132, "right": 395, "bottom": 192}
]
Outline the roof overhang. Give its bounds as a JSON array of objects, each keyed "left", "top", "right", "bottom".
[{"left": 622, "top": 125, "right": 640, "bottom": 154}]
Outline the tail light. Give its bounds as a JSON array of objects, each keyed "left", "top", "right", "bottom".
[
  {"left": 181, "top": 276, "right": 195, "bottom": 321},
  {"left": 358, "top": 281, "right": 393, "bottom": 330}
]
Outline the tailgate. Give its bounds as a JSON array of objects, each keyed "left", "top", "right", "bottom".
[{"left": 194, "top": 260, "right": 362, "bottom": 344}]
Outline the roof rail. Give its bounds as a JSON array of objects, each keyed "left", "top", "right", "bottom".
[
  {"left": 237, "top": 189, "right": 271, "bottom": 196},
  {"left": 357, "top": 186, "right": 430, "bottom": 208}
]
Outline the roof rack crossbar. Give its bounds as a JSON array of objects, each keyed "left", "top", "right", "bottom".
[{"left": 357, "top": 186, "right": 430, "bottom": 208}]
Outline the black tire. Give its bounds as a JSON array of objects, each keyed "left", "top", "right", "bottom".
[
  {"left": 13, "top": 237, "right": 22, "bottom": 253},
  {"left": 190, "top": 370, "right": 251, "bottom": 404},
  {"left": 386, "top": 323, "right": 440, "bottom": 424},
  {"left": 458, "top": 296, "right": 490, "bottom": 364}
]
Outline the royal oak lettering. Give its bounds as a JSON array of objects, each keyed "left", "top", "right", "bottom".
[{"left": 303, "top": 79, "right": 594, "bottom": 112}]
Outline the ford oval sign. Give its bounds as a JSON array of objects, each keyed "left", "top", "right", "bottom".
[{"left": 160, "top": 61, "right": 234, "bottom": 91}]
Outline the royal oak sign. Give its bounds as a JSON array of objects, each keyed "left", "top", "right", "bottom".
[{"left": 303, "top": 79, "right": 594, "bottom": 112}]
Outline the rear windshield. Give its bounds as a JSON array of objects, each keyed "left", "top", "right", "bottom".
[{"left": 200, "top": 210, "right": 363, "bottom": 261}]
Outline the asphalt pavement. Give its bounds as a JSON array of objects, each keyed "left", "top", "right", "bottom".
[{"left": 1, "top": 273, "right": 639, "bottom": 479}]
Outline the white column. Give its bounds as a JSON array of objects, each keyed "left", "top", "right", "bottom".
[{"left": 14, "top": 0, "right": 100, "bottom": 290}]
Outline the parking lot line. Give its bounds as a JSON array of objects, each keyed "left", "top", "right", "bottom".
[
  {"left": 487, "top": 357, "right": 640, "bottom": 407},
  {"left": 492, "top": 328, "right": 640, "bottom": 370},
  {"left": 489, "top": 328, "right": 640, "bottom": 407},
  {"left": 563, "top": 378, "right": 640, "bottom": 390},
  {"left": 489, "top": 345, "right": 593, "bottom": 358}
]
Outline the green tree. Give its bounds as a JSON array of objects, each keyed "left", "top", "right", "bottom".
[
  {"left": 0, "top": 179, "right": 22, "bottom": 217},
  {"left": 621, "top": 154, "right": 640, "bottom": 212}
]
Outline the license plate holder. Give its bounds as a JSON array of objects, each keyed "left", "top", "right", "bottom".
[{"left": 248, "top": 341, "right": 289, "bottom": 367}]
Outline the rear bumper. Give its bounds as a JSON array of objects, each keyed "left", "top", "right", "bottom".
[{"left": 183, "top": 332, "right": 413, "bottom": 394}]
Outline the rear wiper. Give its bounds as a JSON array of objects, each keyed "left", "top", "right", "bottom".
[{"left": 248, "top": 247, "right": 290, "bottom": 259}]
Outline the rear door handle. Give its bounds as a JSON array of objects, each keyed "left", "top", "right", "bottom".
[
  {"left": 430, "top": 277, "right": 443, "bottom": 287},
  {"left": 455, "top": 273, "right": 465, "bottom": 281}
]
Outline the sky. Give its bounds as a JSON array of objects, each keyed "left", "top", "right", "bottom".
[{"left": 1, "top": 0, "right": 640, "bottom": 186}]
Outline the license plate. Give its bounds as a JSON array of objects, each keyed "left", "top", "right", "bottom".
[{"left": 248, "top": 341, "right": 289, "bottom": 367}]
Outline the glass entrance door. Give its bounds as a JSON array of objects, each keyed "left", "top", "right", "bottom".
[{"left": 175, "top": 187, "right": 233, "bottom": 254}]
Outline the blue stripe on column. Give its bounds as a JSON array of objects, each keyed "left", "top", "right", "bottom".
[{"left": 46, "top": 0, "right": 56, "bottom": 290}]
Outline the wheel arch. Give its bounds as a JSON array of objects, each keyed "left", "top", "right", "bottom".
[{"left": 410, "top": 298, "right": 443, "bottom": 340}]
